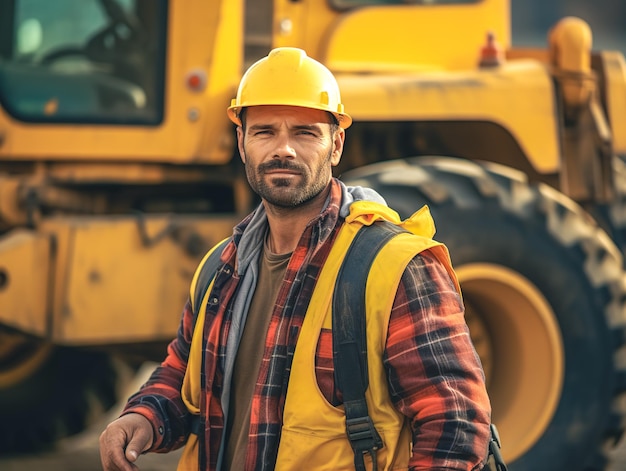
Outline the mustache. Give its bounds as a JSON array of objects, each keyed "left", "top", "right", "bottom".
[{"left": 258, "top": 160, "right": 305, "bottom": 173}]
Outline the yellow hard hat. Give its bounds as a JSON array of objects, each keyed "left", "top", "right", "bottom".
[{"left": 227, "top": 47, "right": 352, "bottom": 129}]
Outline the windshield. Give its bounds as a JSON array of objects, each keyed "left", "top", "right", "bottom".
[{"left": 0, "top": 0, "right": 167, "bottom": 124}]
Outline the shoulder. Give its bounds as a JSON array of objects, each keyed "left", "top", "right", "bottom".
[{"left": 397, "top": 249, "right": 463, "bottom": 307}]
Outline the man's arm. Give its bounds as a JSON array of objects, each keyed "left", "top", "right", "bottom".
[{"left": 384, "top": 250, "right": 492, "bottom": 470}]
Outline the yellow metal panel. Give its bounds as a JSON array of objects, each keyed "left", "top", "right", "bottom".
[
  {"left": 337, "top": 59, "right": 560, "bottom": 174},
  {"left": 273, "top": 0, "right": 336, "bottom": 55},
  {"left": 41, "top": 215, "right": 236, "bottom": 344},
  {"left": 168, "top": 0, "right": 242, "bottom": 162},
  {"left": 602, "top": 51, "right": 626, "bottom": 155},
  {"left": 322, "top": 0, "right": 509, "bottom": 72},
  {"left": 0, "top": 230, "right": 50, "bottom": 336},
  {"left": 271, "top": 0, "right": 509, "bottom": 72},
  {"left": 195, "top": 0, "right": 243, "bottom": 160}
]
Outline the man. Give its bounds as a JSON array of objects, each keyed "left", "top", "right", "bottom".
[{"left": 100, "top": 47, "right": 491, "bottom": 471}]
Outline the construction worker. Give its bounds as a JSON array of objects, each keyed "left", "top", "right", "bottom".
[{"left": 99, "top": 47, "right": 492, "bottom": 471}]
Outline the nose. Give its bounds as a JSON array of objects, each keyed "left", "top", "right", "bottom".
[{"left": 272, "top": 131, "right": 296, "bottom": 159}]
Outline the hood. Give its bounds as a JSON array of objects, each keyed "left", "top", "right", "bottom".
[{"left": 345, "top": 199, "right": 436, "bottom": 239}]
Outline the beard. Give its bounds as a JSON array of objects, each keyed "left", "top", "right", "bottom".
[{"left": 245, "top": 147, "right": 333, "bottom": 208}]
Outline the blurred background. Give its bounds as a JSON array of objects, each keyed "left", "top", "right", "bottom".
[
  {"left": 511, "top": 0, "right": 626, "bottom": 51},
  {"left": 1, "top": 1, "right": 626, "bottom": 470}
]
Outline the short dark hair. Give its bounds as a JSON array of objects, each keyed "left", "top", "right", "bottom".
[{"left": 239, "top": 108, "right": 247, "bottom": 129}]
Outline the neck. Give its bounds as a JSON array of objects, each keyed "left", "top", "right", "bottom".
[{"left": 263, "top": 185, "right": 330, "bottom": 255}]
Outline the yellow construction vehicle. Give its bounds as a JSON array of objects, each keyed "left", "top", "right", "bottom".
[{"left": 1, "top": 0, "right": 625, "bottom": 469}]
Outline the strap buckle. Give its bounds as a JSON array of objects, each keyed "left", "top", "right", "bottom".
[
  {"left": 346, "top": 415, "right": 384, "bottom": 471},
  {"left": 346, "top": 415, "right": 383, "bottom": 449}
]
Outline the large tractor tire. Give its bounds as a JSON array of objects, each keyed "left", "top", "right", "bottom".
[
  {"left": 0, "top": 329, "right": 125, "bottom": 454},
  {"left": 341, "top": 156, "right": 626, "bottom": 471}
]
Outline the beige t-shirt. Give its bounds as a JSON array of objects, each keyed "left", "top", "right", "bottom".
[{"left": 224, "top": 244, "right": 290, "bottom": 470}]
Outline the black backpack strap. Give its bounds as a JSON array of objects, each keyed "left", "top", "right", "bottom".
[
  {"left": 191, "top": 237, "right": 231, "bottom": 317},
  {"left": 189, "top": 237, "right": 230, "bottom": 436},
  {"left": 333, "top": 222, "right": 507, "bottom": 471},
  {"left": 486, "top": 424, "right": 508, "bottom": 471},
  {"left": 332, "top": 221, "right": 405, "bottom": 471}
]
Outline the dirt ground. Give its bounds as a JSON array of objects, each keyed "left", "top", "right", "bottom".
[{"left": 1, "top": 363, "right": 626, "bottom": 471}]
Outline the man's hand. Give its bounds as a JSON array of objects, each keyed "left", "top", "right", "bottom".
[{"left": 99, "top": 413, "right": 154, "bottom": 471}]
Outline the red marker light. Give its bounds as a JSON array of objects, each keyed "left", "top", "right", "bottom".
[
  {"left": 185, "top": 70, "right": 207, "bottom": 92},
  {"left": 479, "top": 31, "right": 504, "bottom": 68}
]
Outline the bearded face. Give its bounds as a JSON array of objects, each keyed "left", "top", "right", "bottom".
[{"left": 237, "top": 105, "right": 343, "bottom": 209}]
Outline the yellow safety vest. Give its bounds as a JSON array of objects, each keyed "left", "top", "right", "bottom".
[{"left": 179, "top": 202, "right": 460, "bottom": 471}]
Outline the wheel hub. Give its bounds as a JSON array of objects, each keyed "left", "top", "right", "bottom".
[{"left": 457, "top": 263, "right": 564, "bottom": 463}]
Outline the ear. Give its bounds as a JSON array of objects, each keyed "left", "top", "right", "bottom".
[
  {"left": 330, "top": 128, "right": 345, "bottom": 167},
  {"left": 236, "top": 126, "right": 246, "bottom": 163}
]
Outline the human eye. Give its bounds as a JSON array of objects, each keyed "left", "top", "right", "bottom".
[
  {"left": 251, "top": 127, "right": 273, "bottom": 136},
  {"left": 296, "top": 127, "right": 320, "bottom": 137}
]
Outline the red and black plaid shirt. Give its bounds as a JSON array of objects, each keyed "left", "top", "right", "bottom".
[{"left": 123, "top": 179, "right": 491, "bottom": 470}]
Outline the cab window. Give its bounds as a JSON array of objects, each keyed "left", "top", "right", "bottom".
[{"left": 0, "top": 0, "right": 167, "bottom": 124}]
